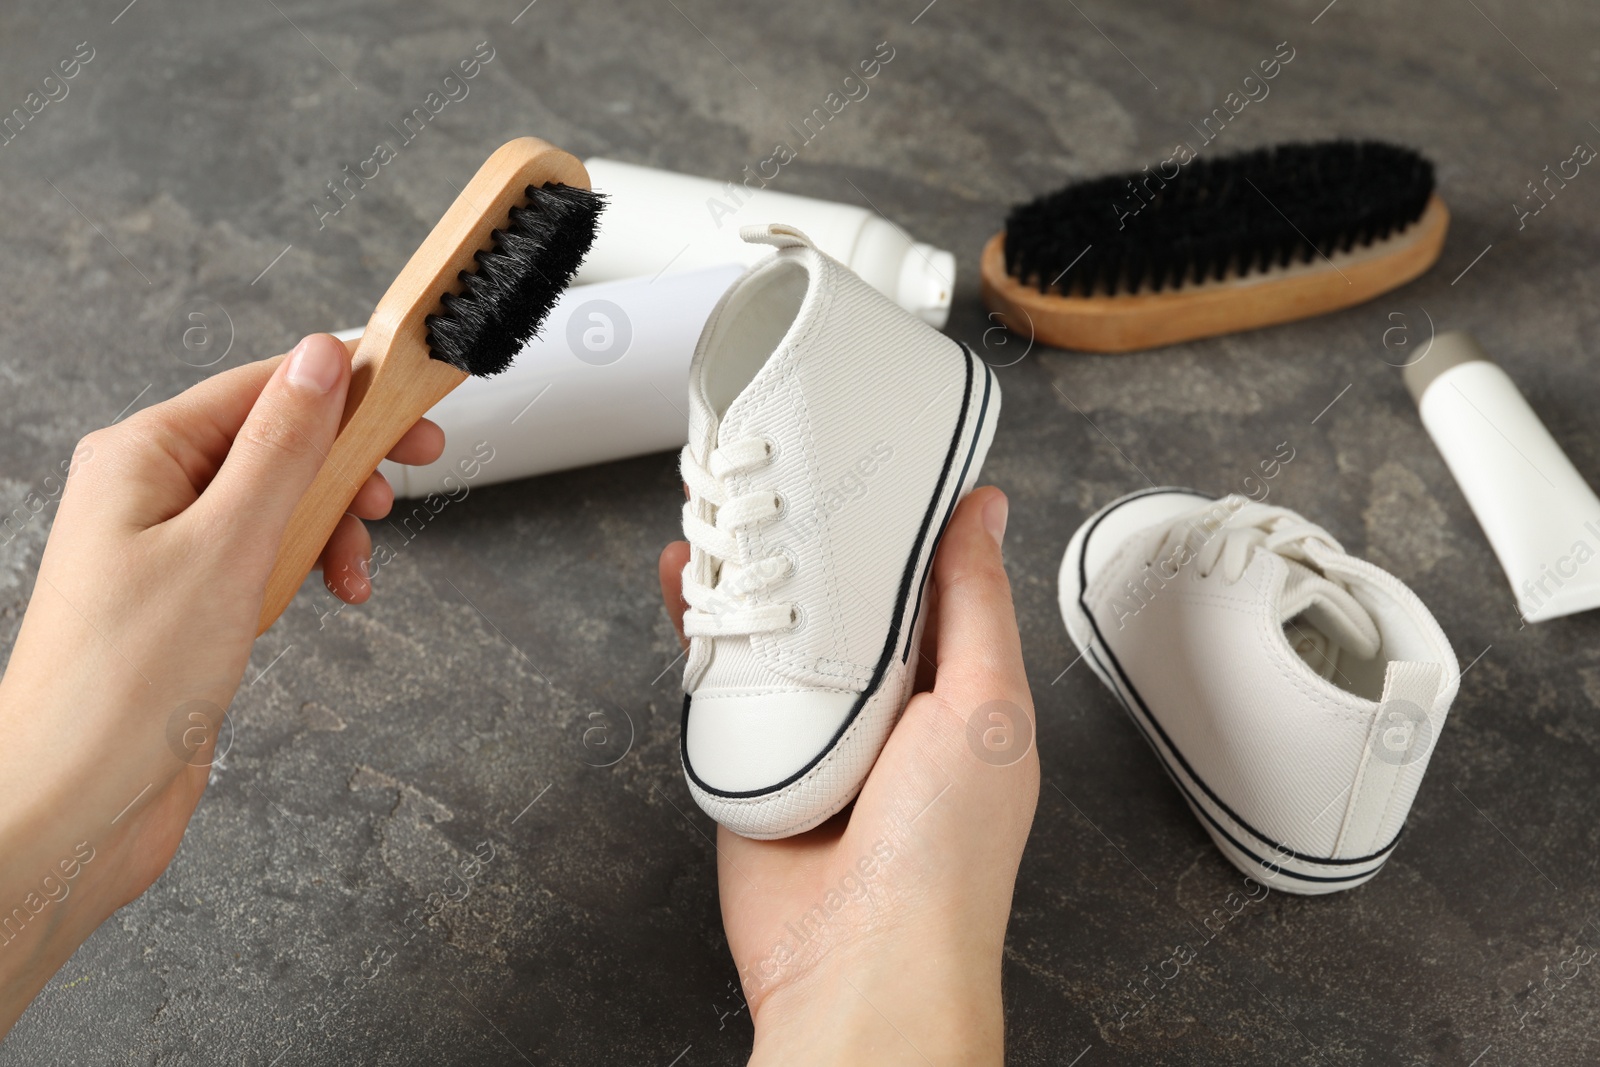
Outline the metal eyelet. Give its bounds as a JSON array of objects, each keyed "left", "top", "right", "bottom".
[
  {"left": 758, "top": 434, "right": 778, "bottom": 463},
  {"left": 771, "top": 545, "right": 798, "bottom": 578},
  {"left": 787, "top": 603, "right": 806, "bottom": 632},
  {"left": 772, "top": 491, "right": 788, "bottom": 518}
]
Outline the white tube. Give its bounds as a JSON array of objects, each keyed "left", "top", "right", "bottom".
[
  {"left": 576, "top": 158, "right": 954, "bottom": 328},
  {"left": 1405, "top": 331, "right": 1600, "bottom": 622},
  {"left": 340, "top": 263, "right": 744, "bottom": 498}
]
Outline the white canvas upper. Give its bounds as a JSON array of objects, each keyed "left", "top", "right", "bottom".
[
  {"left": 1059, "top": 489, "right": 1459, "bottom": 894},
  {"left": 679, "top": 224, "right": 999, "bottom": 839}
]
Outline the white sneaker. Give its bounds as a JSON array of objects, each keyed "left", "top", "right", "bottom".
[
  {"left": 678, "top": 224, "right": 1000, "bottom": 839},
  {"left": 1058, "top": 489, "right": 1459, "bottom": 894}
]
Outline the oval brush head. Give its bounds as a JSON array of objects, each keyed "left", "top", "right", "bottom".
[{"left": 980, "top": 139, "right": 1449, "bottom": 353}]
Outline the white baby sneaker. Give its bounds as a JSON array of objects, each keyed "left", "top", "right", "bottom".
[
  {"left": 1058, "top": 489, "right": 1459, "bottom": 894},
  {"left": 679, "top": 224, "right": 1000, "bottom": 839}
]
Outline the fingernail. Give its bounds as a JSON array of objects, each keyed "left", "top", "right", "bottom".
[
  {"left": 286, "top": 335, "right": 342, "bottom": 394},
  {"left": 982, "top": 492, "right": 1008, "bottom": 548}
]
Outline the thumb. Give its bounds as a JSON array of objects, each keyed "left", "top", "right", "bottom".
[
  {"left": 862, "top": 486, "right": 1037, "bottom": 842},
  {"left": 658, "top": 540, "right": 691, "bottom": 649},
  {"left": 197, "top": 333, "right": 351, "bottom": 556},
  {"left": 931, "top": 487, "right": 1031, "bottom": 712}
]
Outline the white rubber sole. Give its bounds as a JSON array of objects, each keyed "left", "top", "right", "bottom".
[{"left": 1057, "top": 488, "right": 1392, "bottom": 895}]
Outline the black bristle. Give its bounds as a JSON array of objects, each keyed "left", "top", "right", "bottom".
[
  {"left": 424, "top": 182, "right": 605, "bottom": 376},
  {"left": 1003, "top": 140, "right": 1434, "bottom": 297}
]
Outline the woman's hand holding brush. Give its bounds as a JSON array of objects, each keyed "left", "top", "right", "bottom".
[{"left": 0, "top": 334, "right": 443, "bottom": 1035}]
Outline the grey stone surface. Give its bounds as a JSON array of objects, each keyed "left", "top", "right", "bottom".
[{"left": 2, "top": 0, "right": 1598, "bottom": 1063}]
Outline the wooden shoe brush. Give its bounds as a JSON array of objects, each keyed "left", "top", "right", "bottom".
[
  {"left": 257, "top": 136, "right": 604, "bottom": 633},
  {"left": 981, "top": 140, "right": 1448, "bottom": 353}
]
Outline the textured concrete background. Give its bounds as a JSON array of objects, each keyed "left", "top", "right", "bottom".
[{"left": 2, "top": 0, "right": 1598, "bottom": 1063}]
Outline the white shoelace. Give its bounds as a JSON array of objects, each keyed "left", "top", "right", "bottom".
[
  {"left": 680, "top": 438, "right": 797, "bottom": 652},
  {"left": 1151, "top": 497, "right": 1381, "bottom": 678}
]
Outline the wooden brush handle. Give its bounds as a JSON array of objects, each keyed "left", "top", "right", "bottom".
[
  {"left": 256, "top": 137, "right": 591, "bottom": 634},
  {"left": 255, "top": 340, "right": 464, "bottom": 633}
]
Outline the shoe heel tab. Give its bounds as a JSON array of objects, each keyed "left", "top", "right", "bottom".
[
  {"left": 1334, "top": 660, "right": 1444, "bottom": 858},
  {"left": 740, "top": 223, "right": 819, "bottom": 251}
]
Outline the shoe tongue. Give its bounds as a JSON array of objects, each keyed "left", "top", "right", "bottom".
[{"left": 1277, "top": 557, "right": 1382, "bottom": 671}]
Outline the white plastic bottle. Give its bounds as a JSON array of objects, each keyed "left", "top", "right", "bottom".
[
  {"left": 356, "top": 263, "right": 744, "bottom": 498},
  {"left": 577, "top": 158, "right": 954, "bottom": 327},
  {"left": 361, "top": 164, "right": 954, "bottom": 497},
  {"left": 1405, "top": 331, "right": 1600, "bottom": 622}
]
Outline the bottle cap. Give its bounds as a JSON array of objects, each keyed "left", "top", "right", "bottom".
[{"left": 899, "top": 244, "right": 955, "bottom": 329}]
